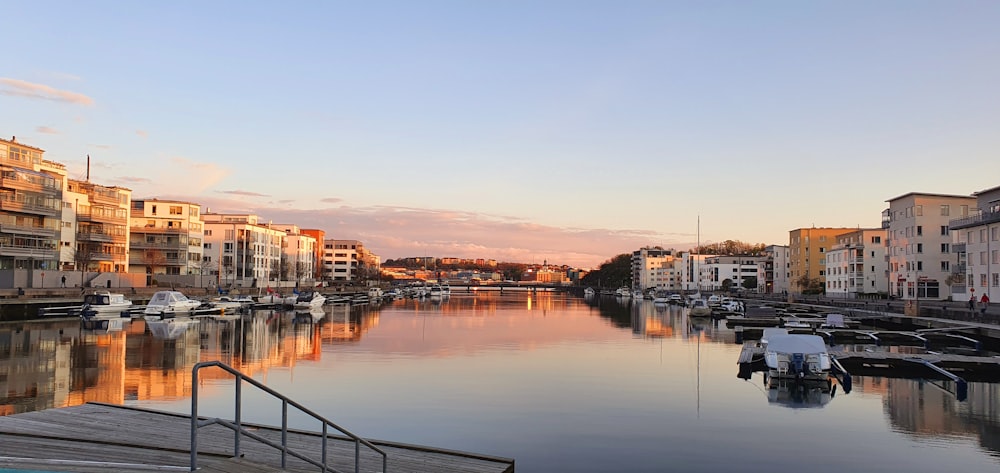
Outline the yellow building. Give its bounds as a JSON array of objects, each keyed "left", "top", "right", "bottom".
[{"left": 788, "top": 227, "right": 855, "bottom": 293}]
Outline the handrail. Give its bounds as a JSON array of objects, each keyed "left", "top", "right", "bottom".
[{"left": 190, "top": 361, "right": 387, "bottom": 472}]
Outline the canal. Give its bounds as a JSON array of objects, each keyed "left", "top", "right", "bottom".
[{"left": 1, "top": 291, "right": 998, "bottom": 472}]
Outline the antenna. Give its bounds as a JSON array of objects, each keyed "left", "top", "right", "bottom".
[{"left": 86, "top": 154, "right": 90, "bottom": 181}]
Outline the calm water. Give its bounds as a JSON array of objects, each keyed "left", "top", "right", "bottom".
[{"left": 2, "top": 291, "right": 999, "bottom": 472}]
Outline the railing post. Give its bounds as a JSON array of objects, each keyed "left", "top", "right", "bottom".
[
  {"left": 190, "top": 364, "right": 200, "bottom": 471},
  {"left": 234, "top": 373, "right": 242, "bottom": 458},
  {"left": 355, "top": 439, "right": 361, "bottom": 473},
  {"left": 281, "top": 399, "right": 288, "bottom": 469},
  {"left": 322, "top": 423, "right": 328, "bottom": 473}
]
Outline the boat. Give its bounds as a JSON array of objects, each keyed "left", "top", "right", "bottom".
[
  {"left": 441, "top": 284, "right": 451, "bottom": 296},
  {"left": 688, "top": 299, "right": 712, "bottom": 317},
  {"left": 211, "top": 296, "right": 253, "bottom": 311},
  {"left": 367, "top": 287, "right": 385, "bottom": 301},
  {"left": 668, "top": 294, "right": 685, "bottom": 305},
  {"left": 258, "top": 292, "right": 298, "bottom": 306},
  {"left": 293, "top": 291, "right": 326, "bottom": 310},
  {"left": 615, "top": 287, "right": 631, "bottom": 298},
  {"left": 652, "top": 291, "right": 669, "bottom": 304},
  {"left": 143, "top": 291, "right": 203, "bottom": 317},
  {"left": 429, "top": 285, "right": 444, "bottom": 298},
  {"left": 584, "top": 287, "right": 596, "bottom": 298},
  {"left": 80, "top": 291, "right": 133, "bottom": 318},
  {"left": 763, "top": 334, "right": 831, "bottom": 383}
]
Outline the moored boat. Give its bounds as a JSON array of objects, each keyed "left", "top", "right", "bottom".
[
  {"left": 143, "top": 291, "right": 203, "bottom": 317},
  {"left": 763, "top": 334, "right": 831, "bottom": 383},
  {"left": 293, "top": 291, "right": 326, "bottom": 310},
  {"left": 80, "top": 291, "right": 133, "bottom": 318}
]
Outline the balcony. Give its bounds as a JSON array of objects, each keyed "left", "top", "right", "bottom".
[
  {"left": 0, "top": 221, "right": 59, "bottom": 238},
  {"left": 129, "top": 239, "right": 188, "bottom": 250},
  {"left": 952, "top": 263, "right": 966, "bottom": 274},
  {"left": 950, "top": 210, "right": 1000, "bottom": 230},
  {"left": 131, "top": 225, "right": 186, "bottom": 234},
  {"left": 0, "top": 195, "right": 60, "bottom": 216},
  {"left": 951, "top": 242, "right": 966, "bottom": 253},
  {"left": 129, "top": 254, "right": 186, "bottom": 266}
]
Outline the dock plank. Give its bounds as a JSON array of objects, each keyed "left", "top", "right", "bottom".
[{"left": 0, "top": 403, "right": 515, "bottom": 473}]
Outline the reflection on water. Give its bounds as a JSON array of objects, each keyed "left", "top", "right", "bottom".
[{"left": 1, "top": 292, "right": 999, "bottom": 471}]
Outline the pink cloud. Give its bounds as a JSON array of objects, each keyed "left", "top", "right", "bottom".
[{"left": 0, "top": 78, "right": 94, "bottom": 105}]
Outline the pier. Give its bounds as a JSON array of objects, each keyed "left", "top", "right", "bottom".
[{"left": 0, "top": 403, "right": 515, "bottom": 473}]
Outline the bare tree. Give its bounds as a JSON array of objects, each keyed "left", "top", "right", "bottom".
[{"left": 73, "top": 245, "right": 98, "bottom": 288}]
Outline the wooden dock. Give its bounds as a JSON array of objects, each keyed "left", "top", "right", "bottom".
[{"left": 0, "top": 403, "right": 515, "bottom": 473}]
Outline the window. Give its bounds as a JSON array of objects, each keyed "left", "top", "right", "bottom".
[
  {"left": 981, "top": 274, "right": 988, "bottom": 287},
  {"left": 204, "top": 243, "right": 212, "bottom": 250},
  {"left": 961, "top": 205, "right": 969, "bottom": 216},
  {"left": 872, "top": 236, "right": 881, "bottom": 243},
  {"left": 994, "top": 273, "right": 999, "bottom": 287},
  {"left": 917, "top": 243, "right": 923, "bottom": 253},
  {"left": 941, "top": 261, "right": 950, "bottom": 271},
  {"left": 941, "top": 225, "right": 949, "bottom": 236},
  {"left": 916, "top": 205, "right": 922, "bottom": 216},
  {"left": 981, "top": 251, "right": 988, "bottom": 265},
  {"left": 994, "top": 249, "right": 999, "bottom": 264},
  {"left": 916, "top": 226, "right": 922, "bottom": 236},
  {"left": 940, "top": 204, "right": 950, "bottom": 216},
  {"left": 204, "top": 229, "right": 212, "bottom": 236},
  {"left": 169, "top": 206, "right": 182, "bottom": 215},
  {"left": 993, "top": 227, "right": 999, "bottom": 241},
  {"left": 917, "top": 261, "right": 923, "bottom": 271},
  {"left": 151, "top": 205, "right": 157, "bottom": 214},
  {"left": 941, "top": 243, "right": 950, "bottom": 253}
]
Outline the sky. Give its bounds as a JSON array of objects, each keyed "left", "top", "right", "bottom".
[{"left": 2, "top": 1, "right": 999, "bottom": 269}]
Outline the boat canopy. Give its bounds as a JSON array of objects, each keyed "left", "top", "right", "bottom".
[{"left": 765, "top": 334, "right": 827, "bottom": 355}]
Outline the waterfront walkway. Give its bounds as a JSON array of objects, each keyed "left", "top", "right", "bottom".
[{"left": 0, "top": 403, "right": 515, "bottom": 473}]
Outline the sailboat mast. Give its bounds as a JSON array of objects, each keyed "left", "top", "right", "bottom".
[{"left": 86, "top": 154, "right": 90, "bottom": 181}]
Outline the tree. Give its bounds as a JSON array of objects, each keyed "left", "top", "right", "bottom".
[
  {"left": 794, "top": 275, "right": 825, "bottom": 295},
  {"left": 721, "top": 279, "right": 733, "bottom": 292},
  {"left": 73, "top": 246, "right": 99, "bottom": 287},
  {"left": 580, "top": 253, "right": 632, "bottom": 289},
  {"left": 741, "top": 276, "right": 758, "bottom": 291}
]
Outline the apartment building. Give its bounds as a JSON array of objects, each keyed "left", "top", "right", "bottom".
[
  {"left": 630, "top": 247, "right": 676, "bottom": 291},
  {"left": 884, "top": 193, "right": 975, "bottom": 300},
  {"left": 64, "top": 180, "right": 131, "bottom": 273},
  {"left": 788, "top": 227, "right": 855, "bottom": 293},
  {"left": 0, "top": 136, "right": 64, "bottom": 272},
  {"left": 824, "top": 228, "right": 887, "bottom": 298},
  {"left": 271, "top": 224, "right": 317, "bottom": 286},
  {"left": 702, "top": 255, "right": 765, "bottom": 291},
  {"left": 948, "top": 185, "right": 1000, "bottom": 303},
  {"left": 127, "top": 199, "right": 203, "bottom": 284},
  {"left": 757, "top": 245, "right": 789, "bottom": 294},
  {"left": 300, "top": 228, "right": 325, "bottom": 281},
  {"left": 202, "top": 213, "right": 285, "bottom": 288}
]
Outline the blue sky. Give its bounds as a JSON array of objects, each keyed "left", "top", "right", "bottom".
[{"left": 2, "top": 1, "right": 999, "bottom": 268}]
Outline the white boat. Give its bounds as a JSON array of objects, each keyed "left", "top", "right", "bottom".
[
  {"left": 441, "top": 284, "right": 451, "bottom": 296},
  {"left": 143, "top": 291, "right": 202, "bottom": 317},
  {"left": 293, "top": 291, "right": 326, "bottom": 309},
  {"left": 429, "top": 285, "right": 444, "bottom": 298},
  {"left": 258, "top": 293, "right": 298, "bottom": 306},
  {"left": 615, "top": 287, "right": 632, "bottom": 298},
  {"left": 81, "top": 291, "right": 133, "bottom": 318},
  {"left": 584, "top": 287, "right": 596, "bottom": 298},
  {"left": 367, "top": 287, "right": 385, "bottom": 300},
  {"left": 211, "top": 296, "right": 253, "bottom": 311},
  {"left": 763, "top": 334, "right": 831, "bottom": 382},
  {"left": 689, "top": 299, "right": 712, "bottom": 317}
]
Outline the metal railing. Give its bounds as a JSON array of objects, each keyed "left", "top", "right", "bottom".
[{"left": 190, "top": 361, "right": 387, "bottom": 473}]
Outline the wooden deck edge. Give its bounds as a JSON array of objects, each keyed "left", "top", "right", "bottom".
[
  {"left": 0, "top": 455, "right": 189, "bottom": 472},
  {"left": 86, "top": 402, "right": 517, "bottom": 467}
]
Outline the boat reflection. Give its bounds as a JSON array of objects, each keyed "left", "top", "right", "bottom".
[
  {"left": 765, "top": 378, "right": 837, "bottom": 409},
  {"left": 146, "top": 317, "right": 199, "bottom": 339}
]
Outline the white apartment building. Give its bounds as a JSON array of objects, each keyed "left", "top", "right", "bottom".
[
  {"left": 948, "top": 185, "right": 1000, "bottom": 304},
  {"left": 128, "top": 199, "right": 202, "bottom": 284},
  {"left": 824, "top": 228, "right": 887, "bottom": 298},
  {"left": 757, "top": 245, "right": 790, "bottom": 294},
  {"left": 323, "top": 239, "right": 361, "bottom": 282},
  {"left": 703, "top": 255, "right": 765, "bottom": 291},
  {"left": 630, "top": 247, "right": 676, "bottom": 291},
  {"left": 675, "top": 252, "right": 714, "bottom": 292},
  {"left": 884, "top": 192, "right": 975, "bottom": 300},
  {"left": 271, "top": 223, "right": 317, "bottom": 286},
  {"left": 202, "top": 213, "right": 286, "bottom": 288}
]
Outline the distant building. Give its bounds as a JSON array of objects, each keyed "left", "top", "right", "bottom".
[
  {"left": 202, "top": 213, "right": 285, "bottom": 288},
  {"left": 947, "top": 185, "right": 1000, "bottom": 303},
  {"left": 300, "top": 229, "right": 325, "bottom": 281},
  {"left": 757, "top": 245, "right": 790, "bottom": 294},
  {"left": 271, "top": 224, "right": 317, "bottom": 287},
  {"left": 0, "top": 136, "right": 64, "bottom": 272},
  {"left": 323, "top": 239, "right": 363, "bottom": 282},
  {"left": 824, "top": 228, "right": 887, "bottom": 298},
  {"left": 127, "top": 199, "right": 201, "bottom": 284},
  {"left": 631, "top": 247, "right": 675, "bottom": 291},
  {"left": 788, "top": 227, "right": 856, "bottom": 293},
  {"left": 703, "top": 255, "right": 765, "bottom": 291},
  {"left": 885, "top": 192, "right": 975, "bottom": 300}
]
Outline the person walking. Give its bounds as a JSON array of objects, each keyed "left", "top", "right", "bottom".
[
  {"left": 60, "top": 275, "right": 66, "bottom": 288},
  {"left": 969, "top": 294, "right": 976, "bottom": 311},
  {"left": 981, "top": 293, "right": 991, "bottom": 315}
]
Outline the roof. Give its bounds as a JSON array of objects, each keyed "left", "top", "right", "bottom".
[
  {"left": 765, "top": 334, "right": 827, "bottom": 354},
  {"left": 885, "top": 191, "right": 974, "bottom": 203}
]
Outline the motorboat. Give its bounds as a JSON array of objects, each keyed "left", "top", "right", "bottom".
[
  {"left": 584, "top": 287, "right": 596, "bottom": 298},
  {"left": 689, "top": 299, "right": 712, "bottom": 317},
  {"left": 615, "top": 287, "right": 631, "bottom": 298},
  {"left": 368, "top": 287, "right": 385, "bottom": 301},
  {"left": 441, "top": 284, "right": 451, "bottom": 296},
  {"left": 763, "top": 334, "right": 831, "bottom": 383},
  {"left": 429, "top": 285, "right": 444, "bottom": 298},
  {"left": 143, "top": 291, "right": 202, "bottom": 317},
  {"left": 211, "top": 296, "right": 253, "bottom": 311},
  {"left": 668, "top": 294, "right": 685, "bottom": 305},
  {"left": 652, "top": 291, "right": 669, "bottom": 304},
  {"left": 80, "top": 291, "right": 133, "bottom": 318},
  {"left": 293, "top": 291, "right": 326, "bottom": 310},
  {"left": 258, "top": 292, "right": 298, "bottom": 306}
]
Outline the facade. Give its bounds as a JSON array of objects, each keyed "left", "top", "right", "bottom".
[
  {"left": 202, "top": 213, "right": 285, "bottom": 288},
  {"left": 676, "top": 252, "right": 713, "bottom": 292},
  {"left": 272, "top": 224, "right": 317, "bottom": 286},
  {"left": 824, "top": 228, "right": 888, "bottom": 298},
  {"left": 127, "top": 199, "right": 203, "bottom": 284},
  {"left": 0, "top": 137, "right": 64, "bottom": 271},
  {"left": 788, "top": 227, "right": 855, "bottom": 293},
  {"left": 300, "top": 229, "right": 325, "bottom": 281},
  {"left": 66, "top": 180, "right": 131, "bottom": 273},
  {"left": 884, "top": 193, "right": 975, "bottom": 300},
  {"left": 702, "top": 256, "right": 765, "bottom": 291},
  {"left": 323, "top": 239, "right": 360, "bottom": 282},
  {"left": 630, "top": 247, "right": 675, "bottom": 291},
  {"left": 948, "top": 185, "right": 1000, "bottom": 304},
  {"left": 757, "top": 245, "right": 790, "bottom": 294}
]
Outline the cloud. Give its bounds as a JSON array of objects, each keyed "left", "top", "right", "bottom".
[
  {"left": 149, "top": 195, "right": 693, "bottom": 268},
  {"left": 277, "top": 199, "right": 295, "bottom": 204},
  {"left": 218, "top": 190, "right": 270, "bottom": 197},
  {"left": 35, "top": 126, "right": 59, "bottom": 134},
  {"left": 320, "top": 197, "right": 343, "bottom": 204},
  {"left": 115, "top": 176, "right": 151, "bottom": 184},
  {"left": 0, "top": 78, "right": 94, "bottom": 105},
  {"left": 136, "top": 129, "right": 148, "bottom": 138},
  {"left": 89, "top": 144, "right": 113, "bottom": 150}
]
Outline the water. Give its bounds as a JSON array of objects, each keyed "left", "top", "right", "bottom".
[{"left": 2, "top": 291, "right": 999, "bottom": 472}]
